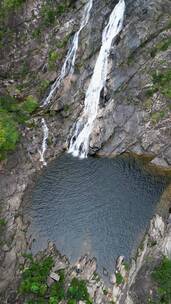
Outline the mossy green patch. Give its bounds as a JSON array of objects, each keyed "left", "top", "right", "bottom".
[
  {"left": 0, "top": 109, "right": 19, "bottom": 160},
  {"left": 151, "top": 111, "right": 165, "bottom": 124},
  {"left": 152, "top": 69, "right": 171, "bottom": 99},
  {"left": 151, "top": 257, "right": 171, "bottom": 303},
  {"left": 0, "top": 95, "right": 38, "bottom": 159},
  {"left": 38, "top": 79, "right": 51, "bottom": 97},
  {"left": 67, "top": 277, "right": 92, "bottom": 304},
  {"left": 145, "top": 69, "right": 171, "bottom": 99},
  {"left": 151, "top": 37, "right": 171, "bottom": 58},
  {"left": 1, "top": 0, "right": 25, "bottom": 10},
  {"left": 57, "top": 34, "right": 70, "bottom": 49},
  {"left": 40, "top": 1, "right": 69, "bottom": 27},
  {"left": 0, "top": 218, "right": 6, "bottom": 232},
  {"left": 48, "top": 50, "right": 61, "bottom": 70},
  {"left": 144, "top": 98, "right": 153, "bottom": 111},
  {"left": 115, "top": 272, "right": 124, "bottom": 285},
  {"left": 21, "top": 96, "right": 38, "bottom": 114}
]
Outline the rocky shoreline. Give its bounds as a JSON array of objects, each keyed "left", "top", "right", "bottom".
[{"left": 0, "top": 147, "right": 171, "bottom": 303}]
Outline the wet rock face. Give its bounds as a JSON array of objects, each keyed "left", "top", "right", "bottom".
[
  {"left": 88, "top": 0, "right": 171, "bottom": 168},
  {"left": 1, "top": 0, "right": 171, "bottom": 167}
]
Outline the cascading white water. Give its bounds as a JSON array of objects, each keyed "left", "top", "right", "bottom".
[
  {"left": 68, "top": 0, "right": 125, "bottom": 158},
  {"left": 42, "top": 0, "right": 93, "bottom": 106},
  {"left": 39, "top": 118, "right": 49, "bottom": 166}
]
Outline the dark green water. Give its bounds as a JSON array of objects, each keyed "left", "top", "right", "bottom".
[{"left": 25, "top": 154, "right": 165, "bottom": 279}]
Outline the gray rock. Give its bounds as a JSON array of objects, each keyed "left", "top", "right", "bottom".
[{"left": 49, "top": 272, "right": 60, "bottom": 282}]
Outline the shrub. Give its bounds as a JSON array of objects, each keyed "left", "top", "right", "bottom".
[
  {"left": 41, "top": 5, "right": 56, "bottom": 26},
  {"left": 32, "top": 28, "right": 41, "bottom": 39},
  {"left": 0, "top": 218, "right": 6, "bottom": 232},
  {"left": 0, "top": 110, "right": 19, "bottom": 160},
  {"left": 151, "top": 37, "right": 171, "bottom": 58},
  {"left": 48, "top": 50, "right": 60, "bottom": 70},
  {"left": 40, "top": 1, "right": 69, "bottom": 27},
  {"left": 146, "top": 69, "right": 171, "bottom": 99},
  {"left": 38, "top": 79, "right": 50, "bottom": 97},
  {"left": 67, "top": 278, "right": 92, "bottom": 304},
  {"left": 19, "top": 256, "right": 53, "bottom": 295},
  {"left": 152, "top": 257, "right": 171, "bottom": 303},
  {"left": 21, "top": 96, "right": 38, "bottom": 114},
  {"left": 57, "top": 34, "right": 70, "bottom": 49},
  {"left": 151, "top": 111, "right": 165, "bottom": 124},
  {"left": 0, "top": 94, "right": 39, "bottom": 160},
  {"left": 115, "top": 272, "right": 124, "bottom": 285},
  {"left": 0, "top": 218, "right": 6, "bottom": 226},
  {"left": 19, "top": 256, "right": 92, "bottom": 304},
  {"left": 67, "top": 299, "right": 77, "bottom": 304},
  {"left": 2, "top": 0, "right": 25, "bottom": 10}
]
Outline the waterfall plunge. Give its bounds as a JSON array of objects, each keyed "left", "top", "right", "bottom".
[
  {"left": 68, "top": 0, "right": 125, "bottom": 158},
  {"left": 39, "top": 118, "right": 49, "bottom": 166},
  {"left": 42, "top": 0, "right": 93, "bottom": 106}
]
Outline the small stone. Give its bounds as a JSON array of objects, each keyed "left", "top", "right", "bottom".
[
  {"left": 47, "top": 276, "right": 54, "bottom": 287},
  {"left": 49, "top": 272, "right": 60, "bottom": 282},
  {"left": 103, "top": 267, "right": 108, "bottom": 276},
  {"left": 110, "top": 274, "right": 116, "bottom": 284}
]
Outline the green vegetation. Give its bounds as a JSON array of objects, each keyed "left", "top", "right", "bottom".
[
  {"left": 57, "top": 34, "right": 70, "bottom": 49},
  {"left": 115, "top": 272, "right": 124, "bottom": 285},
  {"left": 19, "top": 256, "right": 53, "bottom": 296},
  {"left": 40, "top": 1, "right": 69, "bottom": 27},
  {"left": 0, "top": 95, "right": 38, "bottom": 159},
  {"left": 152, "top": 70, "right": 171, "bottom": 99},
  {"left": 1, "top": 0, "right": 25, "bottom": 11},
  {"left": 0, "top": 218, "right": 6, "bottom": 232},
  {"left": 22, "top": 96, "right": 38, "bottom": 114},
  {"left": 63, "top": 104, "right": 70, "bottom": 113},
  {"left": 31, "top": 1, "right": 73, "bottom": 42},
  {"left": 92, "top": 272, "right": 100, "bottom": 283},
  {"left": 145, "top": 69, "right": 171, "bottom": 100},
  {"left": 123, "top": 261, "right": 129, "bottom": 271},
  {"left": 151, "top": 257, "right": 171, "bottom": 303},
  {"left": 41, "top": 4, "right": 56, "bottom": 26},
  {"left": 67, "top": 278, "right": 92, "bottom": 304},
  {"left": 143, "top": 98, "right": 153, "bottom": 111},
  {"left": 0, "top": 0, "right": 26, "bottom": 46},
  {"left": 38, "top": 79, "right": 51, "bottom": 97},
  {"left": 32, "top": 28, "right": 41, "bottom": 39},
  {"left": 19, "top": 255, "right": 92, "bottom": 304},
  {"left": 145, "top": 87, "right": 158, "bottom": 98},
  {"left": 151, "top": 37, "right": 171, "bottom": 58},
  {"left": 0, "top": 109, "right": 19, "bottom": 160},
  {"left": 126, "top": 18, "right": 171, "bottom": 65},
  {"left": 19, "top": 61, "right": 30, "bottom": 77},
  {"left": 151, "top": 111, "right": 165, "bottom": 124},
  {"left": 48, "top": 50, "right": 60, "bottom": 70}
]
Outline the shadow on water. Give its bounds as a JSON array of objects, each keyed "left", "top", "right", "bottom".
[{"left": 24, "top": 153, "right": 167, "bottom": 281}]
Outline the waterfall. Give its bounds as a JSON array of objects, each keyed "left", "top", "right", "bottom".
[
  {"left": 42, "top": 0, "right": 93, "bottom": 106},
  {"left": 39, "top": 118, "right": 49, "bottom": 166},
  {"left": 68, "top": 0, "right": 125, "bottom": 158}
]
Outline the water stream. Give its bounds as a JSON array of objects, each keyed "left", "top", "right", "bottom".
[
  {"left": 42, "top": 0, "right": 93, "bottom": 106},
  {"left": 25, "top": 154, "right": 166, "bottom": 281},
  {"left": 68, "top": 0, "right": 125, "bottom": 158},
  {"left": 39, "top": 118, "right": 49, "bottom": 166}
]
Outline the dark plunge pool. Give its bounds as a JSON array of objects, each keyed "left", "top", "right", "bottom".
[{"left": 25, "top": 154, "right": 166, "bottom": 279}]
